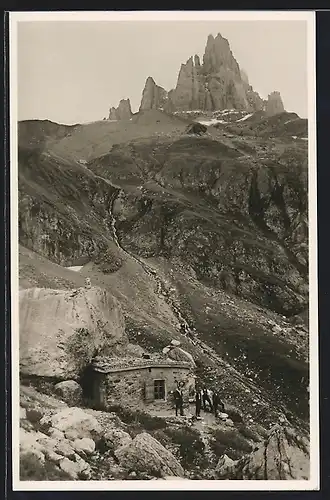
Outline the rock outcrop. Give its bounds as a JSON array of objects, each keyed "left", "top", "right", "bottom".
[
  {"left": 114, "top": 432, "right": 185, "bottom": 478},
  {"left": 109, "top": 99, "right": 132, "bottom": 120},
  {"left": 136, "top": 32, "right": 279, "bottom": 114},
  {"left": 44, "top": 407, "right": 102, "bottom": 441},
  {"left": 139, "top": 77, "right": 171, "bottom": 112},
  {"left": 185, "top": 122, "right": 208, "bottom": 135},
  {"left": 216, "top": 425, "right": 310, "bottom": 480},
  {"left": 19, "top": 286, "right": 126, "bottom": 379},
  {"left": 266, "top": 91, "right": 285, "bottom": 116}
]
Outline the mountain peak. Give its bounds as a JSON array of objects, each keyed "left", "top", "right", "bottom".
[
  {"left": 110, "top": 33, "right": 285, "bottom": 117},
  {"left": 139, "top": 77, "right": 169, "bottom": 112}
]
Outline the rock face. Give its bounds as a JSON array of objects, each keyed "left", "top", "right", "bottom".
[
  {"left": 137, "top": 33, "right": 275, "bottom": 114},
  {"left": 115, "top": 432, "right": 184, "bottom": 478},
  {"left": 266, "top": 91, "right": 285, "bottom": 116},
  {"left": 217, "top": 425, "right": 310, "bottom": 480},
  {"left": 139, "top": 77, "right": 171, "bottom": 112},
  {"left": 19, "top": 286, "right": 126, "bottom": 379},
  {"left": 109, "top": 99, "right": 132, "bottom": 120}
]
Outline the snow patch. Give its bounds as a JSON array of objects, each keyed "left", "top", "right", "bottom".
[
  {"left": 236, "top": 113, "right": 253, "bottom": 122},
  {"left": 66, "top": 266, "right": 84, "bottom": 272},
  {"left": 197, "top": 119, "right": 226, "bottom": 126},
  {"left": 284, "top": 118, "right": 300, "bottom": 125}
]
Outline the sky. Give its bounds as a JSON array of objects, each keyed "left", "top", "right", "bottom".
[{"left": 16, "top": 20, "right": 309, "bottom": 124}]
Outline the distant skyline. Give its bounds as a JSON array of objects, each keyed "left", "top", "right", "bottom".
[{"left": 17, "top": 19, "right": 309, "bottom": 124}]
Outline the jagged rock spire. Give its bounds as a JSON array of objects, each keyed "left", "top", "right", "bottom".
[{"left": 108, "top": 99, "right": 132, "bottom": 121}]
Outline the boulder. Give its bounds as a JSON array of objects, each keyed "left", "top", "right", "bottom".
[
  {"left": 50, "top": 407, "right": 102, "bottom": 441},
  {"left": 219, "top": 425, "right": 310, "bottom": 480},
  {"left": 216, "top": 454, "right": 236, "bottom": 477},
  {"left": 19, "top": 286, "right": 126, "bottom": 379},
  {"left": 48, "top": 428, "right": 65, "bottom": 441},
  {"left": 20, "top": 428, "right": 45, "bottom": 463},
  {"left": 54, "top": 440, "right": 76, "bottom": 460},
  {"left": 73, "top": 437, "right": 96, "bottom": 455},
  {"left": 115, "top": 432, "right": 184, "bottom": 478},
  {"left": 26, "top": 408, "right": 44, "bottom": 424},
  {"left": 170, "top": 339, "right": 181, "bottom": 347},
  {"left": 59, "top": 456, "right": 91, "bottom": 480},
  {"left": 103, "top": 428, "right": 132, "bottom": 451},
  {"left": 225, "top": 419, "right": 235, "bottom": 427},
  {"left": 167, "top": 346, "right": 195, "bottom": 366},
  {"left": 54, "top": 380, "right": 83, "bottom": 406},
  {"left": 124, "top": 343, "right": 145, "bottom": 358},
  {"left": 43, "top": 449, "right": 63, "bottom": 465}
]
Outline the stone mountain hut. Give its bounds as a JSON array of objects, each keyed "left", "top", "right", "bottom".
[{"left": 84, "top": 354, "right": 195, "bottom": 410}]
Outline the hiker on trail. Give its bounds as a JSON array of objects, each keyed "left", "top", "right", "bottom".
[
  {"left": 195, "top": 386, "right": 202, "bottom": 418},
  {"left": 212, "top": 389, "right": 225, "bottom": 417},
  {"left": 174, "top": 382, "right": 184, "bottom": 417},
  {"left": 202, "top": 386, "right": 213, "bottom": 412}
]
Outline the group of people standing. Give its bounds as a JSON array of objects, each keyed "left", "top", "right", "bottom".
[
  {"left": 195, "top": 386, "right": 225, "bottom": 418},
  {"left": 173, "top": 382, "right": 225, "bottom": 418}
]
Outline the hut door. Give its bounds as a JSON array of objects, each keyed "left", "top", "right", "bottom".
[{"left": 144, "top": 379, "right": 155, "bottom": 403}]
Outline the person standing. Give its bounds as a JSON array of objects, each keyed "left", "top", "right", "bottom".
[
  {"left": 202, "top": 387, "right": 213, "bottom": 412},
  {"left": 173, "top": 382, "right": 184, "bottom": 416},
  {"left": 195, "top": 386, "right": 202, "bottom": 418},
  {"left": 212, "top": 389, "right": 224, "bottom": 417}
]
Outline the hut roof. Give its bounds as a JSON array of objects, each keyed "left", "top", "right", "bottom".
[{"left": 91, "top": 355, "right": 192, "bottom": 374}]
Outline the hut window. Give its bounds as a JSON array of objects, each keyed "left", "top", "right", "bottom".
[{"left": 154, "top": 379, "right": 165, "bottom": 400}]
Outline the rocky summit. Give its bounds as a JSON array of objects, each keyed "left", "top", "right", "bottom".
[
  {"left": 18, "top": 29, "right": 310, "bottom": 483},
  {"left": 110, "top": 33, "right": 282, "bottom": 117}
]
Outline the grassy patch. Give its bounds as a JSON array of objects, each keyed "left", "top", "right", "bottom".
[
  {"left": 164, "top": 426, "right": 207, "bottom": 470},
  {"left": 210, "top": 428, "right": 253, "bottom": 461},
  {"left": 238, "top": 424, "right": 262, "bottom": 442},
  {"left": 106, "top": 404, "right": 167, "bottom": 432}
]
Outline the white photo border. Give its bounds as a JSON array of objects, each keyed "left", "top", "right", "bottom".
[{"left": 9, "top": 9, "right": 319, "bottom": 492}]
